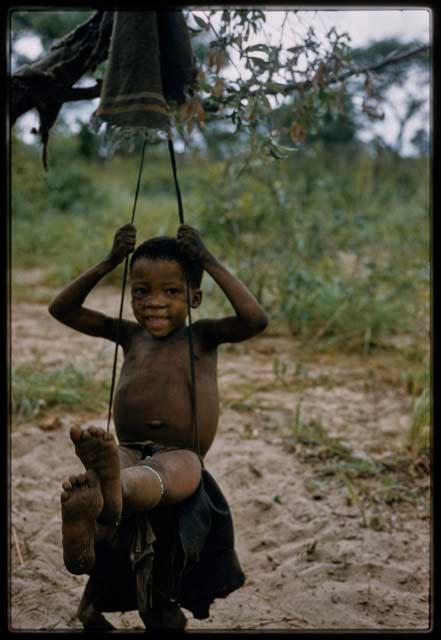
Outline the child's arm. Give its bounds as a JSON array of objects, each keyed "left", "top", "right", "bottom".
[
  {"left": 177, "top": 224, "right": 268, "bottom": 344},
  {"left": 48, "top": 224, "right": 137, "bottom": 342}
]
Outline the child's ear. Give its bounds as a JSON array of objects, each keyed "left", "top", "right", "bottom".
[{"left": 190, "top": 288, "right": 202, "bottom": 309}]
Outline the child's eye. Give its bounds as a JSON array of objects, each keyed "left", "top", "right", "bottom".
[
  {"left": 167, "top": 288, "right": 179, "bottom": 295},
  {"left": 133, "top": 287, "right": 147, "bottom": 296}
]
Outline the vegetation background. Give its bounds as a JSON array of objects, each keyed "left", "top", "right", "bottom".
[
  {"left": 8, "top": 9, "right": 431, "bottom": 631},
  {"left": 9, "top": 7, "right": 430, "bottom": 526}
]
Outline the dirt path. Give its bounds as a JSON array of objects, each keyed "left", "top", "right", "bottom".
[{"left": 9, "top": 290, "right": 431, "bottom": 631}]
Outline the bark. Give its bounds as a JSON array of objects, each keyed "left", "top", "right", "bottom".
[{"left": 10, "top": 11, "right": 113, "bottom": 126}]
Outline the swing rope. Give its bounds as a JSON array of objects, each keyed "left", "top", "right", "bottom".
[
  {"left": 106, "top": 134, "right": 147, "bottom": 434},
  {"left": 105, "top": 133, "right": 200, "bottom": 459},
  {"left": 167, "top": 135, "right": 200, "bottom": 458}
]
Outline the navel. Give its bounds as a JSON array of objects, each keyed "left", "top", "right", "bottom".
[{"left": 146, "top": 420, "right": 164, "bottom": 429}]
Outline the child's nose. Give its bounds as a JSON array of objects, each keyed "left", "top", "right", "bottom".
[{"left": 145, "top": 294, "right": 167, "bottom": 308}]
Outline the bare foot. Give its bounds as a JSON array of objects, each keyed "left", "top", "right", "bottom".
[
  {"left": 61, "top": 470, "right": 103, "bottom": 575},
  {"left": 69, "top": 424, "right": 122, "bottom": 526}
]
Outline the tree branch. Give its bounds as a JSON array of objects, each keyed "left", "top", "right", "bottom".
[
  {"left": 337, "top": 44, "right": 429, "bottom": 82},
  {"left": 200, "top": 44, "right": 430, "bottom": 113},
  {"left": 62, "top": 82, "right": 102, "bottom": 102},
  {"left": 10, "top": 11, "right": 112, "bottom": 125}
]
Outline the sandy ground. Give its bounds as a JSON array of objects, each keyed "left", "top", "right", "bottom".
[{"left": 9, "top": 289, "right": 431, "bottom": 631}]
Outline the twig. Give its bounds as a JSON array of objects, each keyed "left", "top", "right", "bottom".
[
  {"left": 202, "top": 10, "right": 245, "bottom": 80},
  {"left": 15, "top": 585, "right": 81, "bottom": 606},
  {"left": 279, "top": 11, "right": 290, "bottom": 50},
  {"left": 311, "top": 299, "right": 349, "bottom": 342},
  {"left": 12, "top": 527, "right": 25, "bottom": 567}
]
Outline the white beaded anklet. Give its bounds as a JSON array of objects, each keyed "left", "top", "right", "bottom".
[{"left": 140, "top": 465, "right": 165, "bottom": 498}]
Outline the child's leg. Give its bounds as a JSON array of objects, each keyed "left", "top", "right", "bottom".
[
  {"left": 69, "top": 424, "right": 201, "bottom": 521},
  {"left": 121, "top": 448, "right": 202, "bottom": 517},
  {"left": 64, "top": 427, "right": 201, "bottom": 629}
]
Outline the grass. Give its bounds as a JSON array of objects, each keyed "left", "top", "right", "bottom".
[
  {"left": 291, "top": 401, "right": 430, "bottom": 529},
  {"left": 408, "top": 387, "right": 431, "bottom": 455},
  {"left": 11, "top": 364, "right": 109, "bottom": 424}
]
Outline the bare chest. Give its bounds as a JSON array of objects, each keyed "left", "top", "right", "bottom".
[
  {"left": 119, "top": 331, "right": 214, "bottom": 387},
  {"left": 114, "top": 329, "right": 217, "bottom": 418},
  {"left": 113, "top": 327, "right": 219, "bottom": 450}
]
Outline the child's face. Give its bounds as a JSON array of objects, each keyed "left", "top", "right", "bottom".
[{"left": 130, "top": 257, "right": 201, "bottom": 338}]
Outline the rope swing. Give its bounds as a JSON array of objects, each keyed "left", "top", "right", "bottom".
[
  {"left": 105, "top": 134, "right": 147, "bottom": 435},
  {"left": 97, "top": 11, "right": 201, "bottom": 456},
  {"left": 105, "top": 134, "right": 200, "bottom": 459}
]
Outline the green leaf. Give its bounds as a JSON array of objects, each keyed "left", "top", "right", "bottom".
[
  {"left": 267, "top": 82, "right": 288, "bottom": 93},
  {"left": 268, "top": 139, "right": 298, "bottom": 160},
  {"left": 188, "top": 27, "right": 203, "bottom": 36},
  {"left": 245, "top": 44, "right": 270, "bottom": 53},
  {"left": 247, "top": 56, "right": 268, "bottom": 68},
  {"left": 194, "top": 15, "right": 209, "bottom": 30}
]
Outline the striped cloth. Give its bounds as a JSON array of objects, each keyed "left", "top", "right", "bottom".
[{"left": 96, "top": 11, "right": 196, "bottom": 131}]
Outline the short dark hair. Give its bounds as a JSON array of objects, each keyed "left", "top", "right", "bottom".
[{"left": 130, "top": 236, "right": 203, "bottom": 287}]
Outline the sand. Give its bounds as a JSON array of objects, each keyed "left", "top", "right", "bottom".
[{"left": 9, "top": 289, "right": 431, "bottom": 631}]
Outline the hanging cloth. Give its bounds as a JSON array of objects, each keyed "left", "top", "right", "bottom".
[{"left": 95, "top": 10, "right": 196, "bottom": 130}]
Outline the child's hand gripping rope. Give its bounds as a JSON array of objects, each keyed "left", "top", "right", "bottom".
[
  {"left": 108, "top": 224, "right": 137, "bottom": 265},
  {"left": 177, "top": 224, "right": 211, "bottom": 266}
]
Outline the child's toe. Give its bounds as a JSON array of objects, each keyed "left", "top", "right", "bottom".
[
  {"left": 69, "top": 424, "right": 83, "bottom": 443},
  {"left": 69, "top": 474, "right": 82, "bottom": 487}
]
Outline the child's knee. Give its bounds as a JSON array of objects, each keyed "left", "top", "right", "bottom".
[{"left": 153, "top": 450, "right": 201, "bottom": 504}]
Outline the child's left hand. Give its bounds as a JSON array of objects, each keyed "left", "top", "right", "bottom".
[{"left": 177, "top": 224, "right": 211, "bottom": 265}]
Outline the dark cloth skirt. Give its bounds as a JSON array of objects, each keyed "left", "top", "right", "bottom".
[{"left": 84, "top": 461, "right": 245, "bottom": 621}]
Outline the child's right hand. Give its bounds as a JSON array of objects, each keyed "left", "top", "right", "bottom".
[{"left": 108, "top": 224, "right": 137, "bottom": 265}]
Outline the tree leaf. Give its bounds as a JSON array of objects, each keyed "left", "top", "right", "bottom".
[
  {"left": 211, "top": 78, "right": 225, "bottom": 98},
  {"left": 195, "top": 99, "right": 205, "bottom": 126},
  {"left": 248, "top": 55, "right": 267, "bottom": 67},
  {"left": 290, "top": 121, "right": 306, "bottom": 144},
  {"left": 267, "top": 82, "right": 288, "bottom": 93},
  {"left": 215, "top": 51, "right": 226, "bottom": 72},
  {"left": 194, "top": 15, "right": 209, "bottom": 31},
  {"left": 245, "top": 44, "right": 270, "bottom": 53}
]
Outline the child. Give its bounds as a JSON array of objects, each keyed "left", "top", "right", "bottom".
[{"left": 48, "top": 223, "right": 268, "bottom": 629}]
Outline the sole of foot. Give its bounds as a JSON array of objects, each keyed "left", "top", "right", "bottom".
[
  {"left": 69, "top": 424, "right": 122, "bottom": 527},
  {"left": 61, "top": 470, "right": 103, "bottom": 575}
]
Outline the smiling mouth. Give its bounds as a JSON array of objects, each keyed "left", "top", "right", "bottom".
[{"left": 145, "top": 316, "right": 170, "bottom": 328}]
